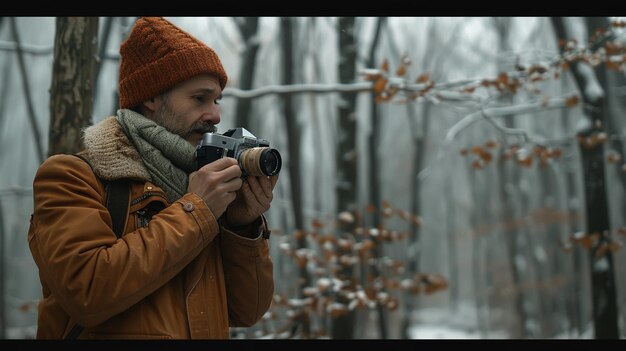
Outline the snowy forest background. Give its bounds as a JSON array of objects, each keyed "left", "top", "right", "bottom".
[{"left": 1, "top": 16, "right": 626, "bottom": 339}]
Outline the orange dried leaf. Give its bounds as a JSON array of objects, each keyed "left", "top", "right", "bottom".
[
  {"left": 386, "top": 279, "right": 400, "bottom": 290},
  {"left": 373, "top": 76, "right": 387, "bottom": 94},
  {"left": 565, "top": 95, "right": 579, "bottom": 107},
  {"left": 611, "top": 20, "right": 626, "bottom": 28},
  {"left": 381, "top": 59, "right": 389, "bottom": 73},
  {"left": 607, "top": 151, "right": 622, "bottom": 164},
  {"left": 578, "top": 235, "right": 593, "bottom": 250},
  {"left": 311, "top": 218, "right": 325, "bottom": 229},
  {"left": 606, "top": 61, "right": 623, "bottom": 72},
  {"left": 517, "top": 156, "right": 533, "bottom": 168},
  {"left": 396, "top": 64, "right": 407, "bottom": 77},
  {"left": 359, "top": 239, "right": 375, "bottom": 252},
  {"left": 416, "top": 73, "right": 430, "bottom": 83},
  {"left": 595, "top": 243, "right": 609, "bottom": 260},
  {"left": 497, "top": 72, "right": 509, "bottom": 86},
  {"left": 479, "top": 150, "right": 493, "bottom": 163},
  {"left": 609, "top": 240, "right": 623, "bottom": 252},
  {"left": 470, "top": 145, "right": 483, "bottom": 155},
  {"left": 507, "top": 80, "right": 519, "bottom": 94},
  {"left": 422, "top": 273, "right": 448, "bottom": 295},
  {"left": 293, "top": 229, "right": 305, "bottom": 241},
  {"left": 485, "top": 140, "right": 499, "bottom": 149}
]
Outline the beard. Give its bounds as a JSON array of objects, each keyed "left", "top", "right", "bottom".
[{"left": 153, "top": 100, "right": 217, "bottom": 143}]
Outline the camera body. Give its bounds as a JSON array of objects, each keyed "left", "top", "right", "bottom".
[{"left": 196, "top": 127, "right": 282, "bottom": 177}]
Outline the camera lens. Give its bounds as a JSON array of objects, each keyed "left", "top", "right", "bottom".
[
  {"left": 260, "top": 148, "right": 282, "bottom": 176},
  {"left": 239, "top": 147, "right": 282, "bottom": 176}
]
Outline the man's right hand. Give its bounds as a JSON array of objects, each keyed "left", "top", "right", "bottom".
[{"left": 188, "top": 157, "right": 243, "bottom": 219}]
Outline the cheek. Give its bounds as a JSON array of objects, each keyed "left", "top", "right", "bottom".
[{"left": 172, "top": 105, "right": 198, "bottom": 128}]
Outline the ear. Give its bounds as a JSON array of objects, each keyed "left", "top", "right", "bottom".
[{"left": 142, "top": 97, "right": 160, "bottom": 118}]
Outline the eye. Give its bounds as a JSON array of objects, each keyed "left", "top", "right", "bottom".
[
  {"left": 214, "top": 95, "right": 222, "bottom": 105},
  {"left": 193, "top": 95, "right": 206, "bottom": 104}
]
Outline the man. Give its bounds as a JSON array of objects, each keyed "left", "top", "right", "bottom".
[{"left": 27, "top": 17, "right": 277, "bottom": 339}]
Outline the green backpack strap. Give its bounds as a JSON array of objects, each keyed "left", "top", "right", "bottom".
[{"left": 105, "top": 178, "right": 131, "bottom": 239}]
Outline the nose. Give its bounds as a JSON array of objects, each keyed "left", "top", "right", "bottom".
[{"left": 201, "top": 103, "right": 221, "bottom": 125}]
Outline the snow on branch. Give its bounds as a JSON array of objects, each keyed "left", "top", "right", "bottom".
[
  {"left": 223, "top": 82, "right": 373, "bottom": 99},
  {"left": 444, "top": 93, "right": 580, "bottom": 144}
]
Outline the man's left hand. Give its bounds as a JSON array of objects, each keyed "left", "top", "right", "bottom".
[{"left": 225, "top": 174, "right": 279, "bottom": 228}]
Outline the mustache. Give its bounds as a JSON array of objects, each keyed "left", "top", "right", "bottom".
[{"left": 190, "top": 122, "right": 217, "bottom": 134}]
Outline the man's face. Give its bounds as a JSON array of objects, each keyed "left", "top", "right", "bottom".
[{"left": 151, "top": 74, "right": 223, "bottom": 145}]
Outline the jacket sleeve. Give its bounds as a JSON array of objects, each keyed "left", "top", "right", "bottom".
[
  {"left": 27, "top": 154, "right": 220, "bottom": 327},
  {"left": 220, "top": 220, "right": 274, "bottom": 327}
]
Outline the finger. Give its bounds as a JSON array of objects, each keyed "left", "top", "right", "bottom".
[
  {"left": 224, "top": 176, "right": 243, "bottom": 193},
  {"left": 246, "top": 179, "right": 272, "bottom": 211},
  {"left": 244, "top": 177, "right": 267, "bottom": 204},
  {"left": 219, "top": 164, "right": 243, "bottom": 182},
  {"left": 249, "top": 176, "right": 271, "bottom": 198},
  {"left": 269, "top": 173, "right": 279, "bottom": 190},
  {"left": 200, "top": 156, "right": 238, "bottom": 171}
]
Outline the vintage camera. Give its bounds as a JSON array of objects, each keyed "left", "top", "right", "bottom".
[{"left": 196, "top": 127, "right": 282, "bottom": 177}]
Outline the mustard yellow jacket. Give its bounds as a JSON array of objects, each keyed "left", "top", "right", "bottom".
[{"left": 27, "top": 117, "right": 274, "bottom": 339}]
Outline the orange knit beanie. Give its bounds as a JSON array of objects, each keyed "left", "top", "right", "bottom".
[{"left": 118, "top": 17, "right": 228, "bottom": 109}]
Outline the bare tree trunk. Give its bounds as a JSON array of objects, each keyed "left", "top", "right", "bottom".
[
  {"left": 307, "top": 18, "right": 325, "bottom": 216},
  {"left": 234, "top": 17, "right": 260, "bottom": 129},
  {"left": 491, "top": 17, "right": 528, "bottom": 338},
  {"left": 557, "top": 59, "right": 587, "bottom": 338},
  {"left": 585, "top": 17, "right": 626, "bottom": 223},
  {"left": 468, "top": 168, "right": 488, "bottom": 338},
  {"left": 280, "top": 16, "right": 309, "bottom": 337},
  {"left": 92, "top": 16, "right": 114, "bottom": 110},
  {"left": 280, "top": 17, "right": 304, "bottom": 233},
  {"left": 551, "top": 16, "right": 618, "bottom": 339},
  {"left": 332, "top": 16, "right": 358, "bottom": 340},
  {"left": 367, "top": 17, "right": 384, "bottom": 229},
  {"left": 364, "top": 17, "right": 389, "bottom": 340},
  {"left": 497, "top": 153, "right": 529, "bottom": 337},
  {"left": 401, "top": 100, "right": 429, "bottom": 338},
  {"left": 49, "top": 17, "right": 99, "bottom": 155},
  {"left": 10, "top": 17, "right": 44, "bottom": 163}
]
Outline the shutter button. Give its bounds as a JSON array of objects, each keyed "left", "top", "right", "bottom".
[{"left": 183, "top": 202, "right": 195, "bottom": 212}]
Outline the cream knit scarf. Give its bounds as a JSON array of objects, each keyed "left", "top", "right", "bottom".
[{"left": 115, "top": 109, "right": 197, "bottom": 202}]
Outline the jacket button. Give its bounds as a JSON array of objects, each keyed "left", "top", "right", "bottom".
[{"left": 183, "top": 202, "right": 195, "bottom": 212}]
